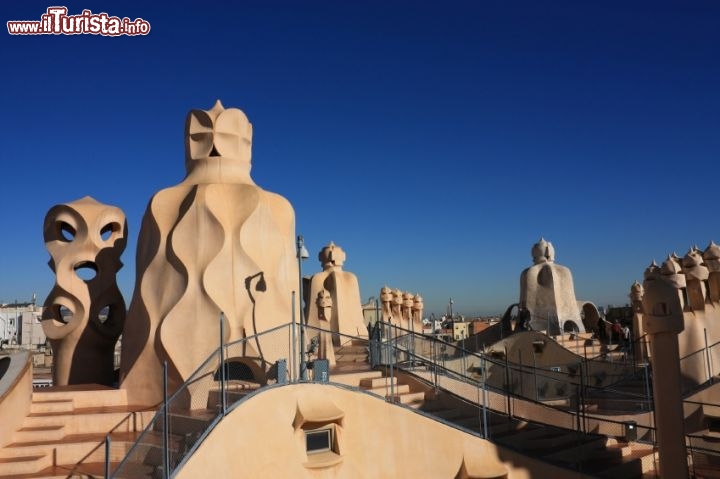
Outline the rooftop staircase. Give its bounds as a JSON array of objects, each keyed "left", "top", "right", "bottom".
[
  {"left": 6, "top": 329, "right": 661, "bottom": 478},
  {"left": 0, "top": 385, "right": 155, "bottom": 479},
  {"left": 554, "top": 332, "right": 608, "bottom": 359},
  {"left": 323, "top": 334, "right": 655, "bottom": 478},
  {"left": 333, "top": 338, "right": 369, "bottom": 363}
]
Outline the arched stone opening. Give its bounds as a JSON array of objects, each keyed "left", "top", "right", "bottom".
[
  {"left": 581, "top": 302, "right": 600, "bottom": 333},
  {"left": 213, "top": 357, "right": 265, "bottom": 383},
  {"left": 501, "top": 303, "right": 520, "bottom": 331},
  {"left": 563, "top": 320, "right": 580, "bottom": 333}
]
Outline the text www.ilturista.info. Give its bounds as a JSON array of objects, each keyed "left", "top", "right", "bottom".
[{"left": 7, "top": 7, "right": 150, "bottom": 36}]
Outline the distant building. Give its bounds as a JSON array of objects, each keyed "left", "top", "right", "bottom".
[
  {"left": 0, "top": 302, "right": 45, "bottom": 348},
  {"left": 452, "top": 321, "right": 469, "bottom": 341},
  {"left": 361, "top": 298, "right": 380, "bottom": 327},
  {"left": 468, "top": 319, "right": 497, "bottom": 336},
  {"left": 422, "top": 318, "right": 443, "bottom": 335}
]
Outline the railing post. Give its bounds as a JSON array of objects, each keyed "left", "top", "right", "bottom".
[
  {"left": 300, "top": 311, "right": 307, "bottom": 380},
  {"left": 374, "top": 298, "right": 380, "bottom": 329},
  {"left": 432, "top": 335, "right": 438, "bottom": 390},
  {"left": 104, "top": 434, "right": 111, "bottom": 479},
  {"left": 578, "top": 361, "right": 585, "bottom": 434},
  {"left": 504, "top": 352, "right": 511, "bottom": 418},
  {"left": 532, "top": 351, "right": 538, "bottom": 401},
  {"left": 582, "top": 360, "right": 589, "bottom": 432},
  {"left": 291, "top": 292, "right": 297, "bottom": 382},
  {"left": 298, "top": 236, "right": 308, "bottom": 381},
  {"left": 644, "top": 360, "right": 657, "bottom": 445},
  {"left": 409, "top": 308, "right": 415, "bottom": 362},
  {"left": 689, "top": 436, "right": 696, "bottom": 478},
  {"left": 518, "top": 350, "right": 523, "bottom": 398},
  {"left": 482, "top": 355, "right": 489, "bottom": 439},
  {"left": 220, "top": 312, "right": 227, "bottom": 414},
  {"left": 163, "top": 360, "right": 169, "bottom": 479},
  {"left": 576, "top": 385, "right": 581, "bottom": 432},
  {"left": 389, "top": 322, "right": 395, "bottom": 402},
  {"left": 705, "top": 328, "right": 713, "bottom": 382},
  {"left": 644, "top": 362, "right": 652, "bottom": 412}
]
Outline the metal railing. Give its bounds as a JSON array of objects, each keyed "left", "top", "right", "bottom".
[
  {"left": 111, "top": 321, "right": 295, "bottom": 478},
  {"left": 107, "top": 317, "right": 709, "bottom": 477},
  {"left": 110, "top": 318, "right": 372, "bottom": 478},
  {"left": 687, "top": 432, "right": 720, "bottom": 478},
  {"left": 372, "top": 321, "right": 655, "bottom": 431},
  {"left": 369, "top": 320, "right": 659, "bottom": 474},
  {"left": 374, "top": 322, "right": 644, "bottom": 401}
]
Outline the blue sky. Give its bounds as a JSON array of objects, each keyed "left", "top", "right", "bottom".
[{"left": 1, "top": 1, "right": 719, "bottom": 316}]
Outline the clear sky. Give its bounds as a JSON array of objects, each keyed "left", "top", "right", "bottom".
[{"left": 1, "top": 1, "right": 719, "bottom": 317}]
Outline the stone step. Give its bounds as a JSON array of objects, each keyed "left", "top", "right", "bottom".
[
  {"left": 359, "top": 377, "right": 398, "bottom": 389},
  {"left": 0, "top": 461, "right": 153, "bottom": 479},
  {"left": 114, "top": 429, "right": 193, "bottom": 473},
  {"left": 335, "top": 344, "right": 368, "bottom": 354},
  {"left": 490, "top": 423, "right": 541, "bottom": 439},
  {"left": 521, "top": 432, "right": 592, "bottom": 452},
  {"left": 0, "top": 469, "right": 68, "bottom": 479},
  {"left": 484, "top": 420, "right": 531, "bottom": 437},
  {"left": 544, "top": 437, "right": 616, "bottom": 463},
  {"left": 425, "top": 407, "right": 472, "bottom": 421},
  {"left": 0, "top": 386, "right": 150, "bottom": 479},
  {"left": 107, "top": 461, "right": 158, "bottom": 479},
  {"left": 334, "top": 353, "right": 368, "bottom": 363},
  {"left": 29, "top": 399, "right": 74, "bottom": 415},
  {"left": 586, "top": 397, "right": 649, "bottom": 412},
  {"left": 600, "top": 443, "right": 632, "bottom": 458},
  {"left": 0, "top": 432, "right": 139, "bottom": 466},
  {"left": 387, "top": 391, "right": 426, "bottom": 405},
  {"left": 12, "top": 425, "right": 66, "bottom": 444},
  {"left": 365, "top": 384, "right": 410, "bottom": 396},
  {"left": 414, "top": 400, "right": 447, "bottom": 413},
  {"left": 327, "top": 370, "right": 382, "bottom": 387},
  {"left": 32, "top": 386, "right": 127, "bottom": 409},
  {"left": 539, "top": 398, "right": 571, "bottom": 407},
  {"left": 580, "top": 444, "right": 655, "bottom": 478},
  {"left": 0, "top": 454, "right": 50, "bottom": 476},
  {"left": 155, "top": 412, "right": 214, "bottom": 437},
  {"left": 592, "top": 455, "right": 644, "bottom": 479},
  {"left": 22, "top": 409, "right": 149, "bottom": 436},
  {"left": 126, "top": 430, "right": 199, "bottom": 469},
  {"left": 207, "top": 384, "right": 260, "bottom": 409},
  {"left": 508, "top": 425, "right": 562, "bottom": 441},
  {"left": 691, "top": 463, "right": 720, "bottom": 479},
  {"left": 687, "top": 431, "right": 720, "bottom": 451},
  {"left": 452, "top": 415, "right": 482, "bottom": 429}
]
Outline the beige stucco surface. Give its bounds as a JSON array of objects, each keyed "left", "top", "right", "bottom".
[
  {"left": 0, "top": 352, "right": 32, "bottom": 448},
  {"left": 634, "top": 246, "right": 720, "bottom": 389},
  {"left": 436, "top": 331, "right": 633, "bottom": 403},
  {"left": 379, "top": 286, "right": 423, "bottom": 332},
  {"left": 120, "top": 101, "right": 298, "bottom": 406},
  {"left": 306, "top": 243, "right": 368, "bottom": 342},
  {"left": 177, "top": 383, "right": 592, "bottom": 479},
  {"left": 628, "top": 244, "right": 720, "bottom": 478},
  {"left": 640, "top": 263, "right": 689, "bottom": 479},
  {"left": 520, "top": 239, "right": 587, "bottom": 334}
]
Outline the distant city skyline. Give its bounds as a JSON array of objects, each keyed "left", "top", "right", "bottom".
[{"left": 1, "top": 1, "right": 719, "bottom": 317}]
